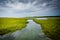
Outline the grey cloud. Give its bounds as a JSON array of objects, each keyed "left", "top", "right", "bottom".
[
  {"left": 0, "top": 0, "right": 59, "bottom": 10},
  {"left": 0, "top": 0, "right": 60, "bottom": 17}
]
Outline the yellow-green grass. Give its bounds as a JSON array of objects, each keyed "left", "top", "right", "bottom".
[
  {"left": 34, "top": 18, "right": 60, "bottom": 40},
  {"left": 0, "top": 18, "right": 27, "bottom": 35}
]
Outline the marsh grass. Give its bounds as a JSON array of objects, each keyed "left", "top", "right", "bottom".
[
  {"left": 34, "top": 17, "right": 60, "bottom": 40},
  {"left": 0, "top": 18, "right": 27, "bottom": 35}
]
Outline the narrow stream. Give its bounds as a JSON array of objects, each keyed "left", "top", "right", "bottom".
[
  {"left": 0, "top": 20, "right": 51, "bottom": 40},
  {"left": 13, "top": 20, "right": 50, "bottom": 40}
]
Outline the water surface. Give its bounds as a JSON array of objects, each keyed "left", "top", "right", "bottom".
[
  {"left": 0, "top": 20, "right": 51, "bottom": 40},
  {"left": 13, "top": 20, "right": 50, "bottom": 40}
]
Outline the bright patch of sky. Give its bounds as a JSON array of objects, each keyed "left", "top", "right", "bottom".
[{"left": 0, "top": 0, "right": 60, "bottom": 17}]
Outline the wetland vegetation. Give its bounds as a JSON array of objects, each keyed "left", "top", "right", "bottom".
[
  {"left": 34, "top": 17, "right": 60, "bottom": 40},
  {"left": 0, "top": 18, "right": 27, "bottom": 35},
  {"left": 0, "top": 16, "right": 60, "bottom": 40}
]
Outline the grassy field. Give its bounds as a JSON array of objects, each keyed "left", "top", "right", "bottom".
[
  {"left": 0, "top": 17, "right": 60, "bottom": 40},
  {"left": 34, "top": 17, "right": 60, "bottom": 40},
  {"left": 0, "top": 18, "right": 27, "bottom": 35}
]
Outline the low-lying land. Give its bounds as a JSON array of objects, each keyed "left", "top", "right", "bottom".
[
  {"left": 0, "top": 16, "right": 60, "bottom": 40},
  {"left": 0, "top": 18, "right": 27, "bottom": 35},
  {"left": 34, "top": 17, "right": 60, "bottom": 40}
]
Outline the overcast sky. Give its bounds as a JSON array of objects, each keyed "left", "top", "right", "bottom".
[{"left": 0, "top": 0, "right": 60, "bottom": 17}]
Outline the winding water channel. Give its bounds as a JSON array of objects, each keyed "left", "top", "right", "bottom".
[{"left": 0, "top": 20, "right": 51, "bottom": 40}]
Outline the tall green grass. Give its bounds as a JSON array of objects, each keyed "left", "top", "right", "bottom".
[
  {"left": 34, "top": 18, "right": 60, "bottom": 40},
  {"left": 0, "top": 18, "right": 27, "bottom": 35}
]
